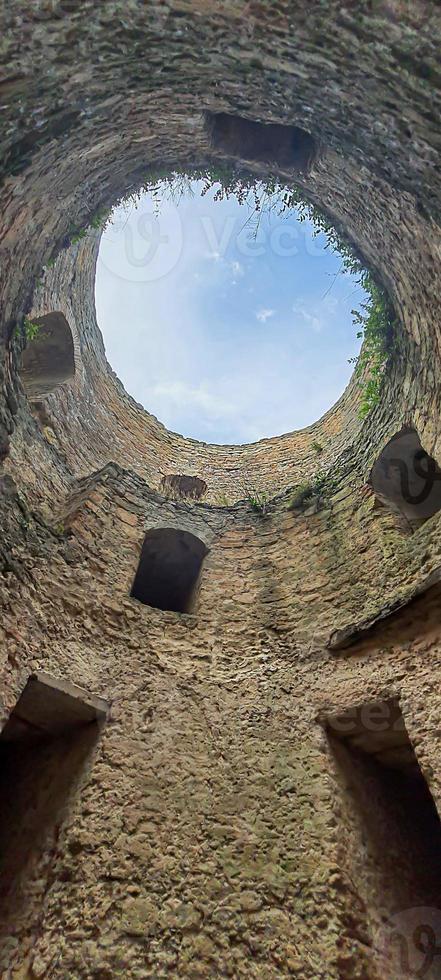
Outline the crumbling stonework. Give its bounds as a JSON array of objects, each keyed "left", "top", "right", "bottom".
[{"left": 1, "top": 2, "right": 441, "bottom": 977}]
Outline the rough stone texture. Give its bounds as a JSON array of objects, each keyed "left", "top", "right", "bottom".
[{"left": 1, "top": 2, "right": 441, "bottom": 977}]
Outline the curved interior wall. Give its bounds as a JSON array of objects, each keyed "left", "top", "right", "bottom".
[{"left": 1, "top": 3, "right": 441, "bottom": 978}]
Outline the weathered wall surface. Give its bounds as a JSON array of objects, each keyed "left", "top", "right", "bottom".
[
  {"left": 2, "top": 487, "right": 441, "bottom": 977},
  {"left": 1, "top": 1, "right": 441, "bottom": 977}
]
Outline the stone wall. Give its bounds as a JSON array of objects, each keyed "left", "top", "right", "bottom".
[{"left": 1, "top": 2, "right": 441, "bottom": 977}]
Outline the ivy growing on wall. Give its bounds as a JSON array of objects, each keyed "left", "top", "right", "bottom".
[
  {"left": 23, "top": 317, "right": 41, "bottom": 341},
  {"left": 287, "top": 466, "right": 342, "bottom": 513},
  {"left": 281, "top": 186, "right": 393, "bottom": 418},
  {"left": 44, "top": 208, "right": 111, "bottom": 268}
]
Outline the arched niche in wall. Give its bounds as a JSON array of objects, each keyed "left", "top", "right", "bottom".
[
  {"left": 370, "top": 427, "right": 441, "bottom": 527},
  {"left": 21, "top": 312, "right": 75, "bottom": 400},
  {"left": 130, "top": 527, "right": 209, "bottom": 613}
]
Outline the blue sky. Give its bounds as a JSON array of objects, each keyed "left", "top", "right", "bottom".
[{"left": 95, "top": 181, "right": 364, "bottom": 444}]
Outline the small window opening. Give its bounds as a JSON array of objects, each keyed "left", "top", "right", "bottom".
[
  {"left": 21, "top": 311, "right": 75, "bottom": 400},
  {"left": 370, "top": 427, "right": 441, "bottom": 527},
  {"left": 131, "top": 527, "right": 208, "bottom": 613},
  {"left": 160, "top": 474, "right": 207, "bottom": 500},
  {"left": 0, "top": 673, "right": 108, "bottom": 947},
  {"left": 206, "top": 112, "right": 318, "bottom": 173},
  {"left": 327, "top": 700, "right": 441, "bottom": 976}
]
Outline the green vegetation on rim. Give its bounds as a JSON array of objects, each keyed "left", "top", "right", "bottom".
[
  {"left": 282, "top": 185, "right": 392, "bottom": 419},
  {"left": 23, "top": 317, "right": 41, "bottom": 341},
  {"left": 311, "top": 440, "right": 324, "bottom": 455},
  {"left": 288, "top": 467, "right": 342, "bottom": 512},
  {"left": 44, "top": 207, "right": 111, "bottom": 269},
  {"left": 238, "top": 473, "right": 270, "bottom": 515},
  {"left": 248, "top": 490, "right": 269, "bottom": 515}
]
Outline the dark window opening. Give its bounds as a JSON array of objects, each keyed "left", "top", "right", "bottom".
[
  {"left": 160, "top": 474, "right": 207, "bottom": 500},
  {"left": 327, "top": 700, "right": 441, "bottom": 977},
  {"left": 370, "top": 427, "right": 441, "bottom": 527},
  {"left": 206, "top": 112, "right": 318, "bottom": 173},
  {"left": 21, "top": 311, "right": 75, "bottom": 400},
  {"left": 0, "top": 673, "right": 108, "bottom": 946},
  {"left": 131, "top": 527, "right": 208, "bottom": 613}
]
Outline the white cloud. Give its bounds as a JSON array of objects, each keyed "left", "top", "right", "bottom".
[
  {"left": 230, "top": 260, "right": 245, "bottom": 278},
  {"left": 292, "top": 304, "right": 322, "bottom": 332},
  {"left": 256, "top": 308, "right": 276, "bottom": 323},
  {"left": 292, "top": 295, "right": 340, "bottom": 333},
  {"left": 149, "top": 381, "right": 235, "bottom": 421}
]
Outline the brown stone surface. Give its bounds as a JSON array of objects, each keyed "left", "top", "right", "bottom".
[
  {"left": 0, "top": 2, "right": 441, "bottom": 977},
  {"left": 1, "top": 671, "right": 109, "bottom": 740}
]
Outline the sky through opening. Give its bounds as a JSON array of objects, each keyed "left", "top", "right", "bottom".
[{"left": 95, "top": 181, "right": 365, "bottom": 444}]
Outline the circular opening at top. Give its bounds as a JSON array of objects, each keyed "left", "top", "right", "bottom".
[{"left": 95, "top": 175, "right": 370, "bottom": 444}]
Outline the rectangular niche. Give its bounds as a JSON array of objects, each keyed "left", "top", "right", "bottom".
[
  {"left": 0, "top": 672, "right": 108, "bottom": 948},
  {"left": 131, "top": 527, "right": 208, "bottom": 613},
  {"left": 327, "top": 700, "right": 441, "bottom": 978},
  {"left": 205, "top": 111, "right": 318, "bottom": 172}
]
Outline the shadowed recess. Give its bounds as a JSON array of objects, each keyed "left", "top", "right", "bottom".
[
  {"left": 0, "top": 674, "right": 108, "bottom": 943},
  {"left": 131, "top": 527, "right": 209, "bottom": 613},
  {"left": 328, "top": 700, "right": 441, "bottom": 977},
  {"left": 160, "top": 474, "right": 208, "bottom": 500},
  {"left": 370, "top": 427, "right": 441, "bottom": 528},
  {"left": 21, "top": 311, "right": 75, "bottom": 400},
  {"left": 206, "top": 112, "right": 319, "bottom": 172}
]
